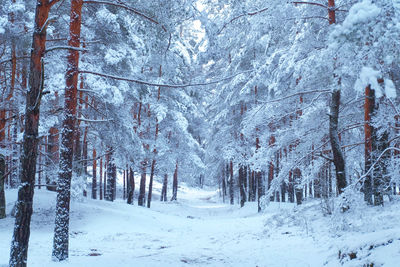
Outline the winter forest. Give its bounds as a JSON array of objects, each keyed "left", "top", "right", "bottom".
[{"left": 1, "top": 0, "right": 400, "bottom": 266}]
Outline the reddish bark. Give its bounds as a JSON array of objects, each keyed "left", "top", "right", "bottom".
[
  {"left": 53, "top": 0, "right": 83, "bottom": 261},
  {"left": 10, "top": 1, "right": 59, "bottom": 265}
]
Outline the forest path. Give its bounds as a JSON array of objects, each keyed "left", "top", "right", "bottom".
[{"left": 0, "top": 186, "right": 328, "bottom": 267}]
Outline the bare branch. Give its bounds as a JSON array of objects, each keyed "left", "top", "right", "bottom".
[{"left": 79, "top": 69, "right": 254, "bottom": 88}]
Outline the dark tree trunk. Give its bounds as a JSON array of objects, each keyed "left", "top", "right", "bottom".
[
  {"left": 256, "top": 171, "right": 264, "bottom": 212},
  {"left": 171, "top": 162, "right": 178, "bottom": 201},
  {"left": 147, "top": 159, "right": 156, "bottom": 208},
  {"left": 138, "top": 163, "right": 146, "bottom": 206},
  {"left": 288, "top": 171, "right": 294, "bottom": 203},
  {"left": 127, "top": 168, "right": 135, "bottom": 204},
  {"left": 52, "top": 0, "right": 82, "bottom": 261},
  {"left": 105, "top": 151, "right": 115, "bottom": 201},
  {"left": 160, "top": 174, "right": 167, "bottom": 201},
  {"left": 123, "top": 169, "right": 126, "bottom": 200},
  {"left": 0, "top": 156, "right": 5, "bottom": 219},
  {"left": 222, "top": 167, "right": 227, "bottom": 202},
  {"left": 329, "top": 89, "right": 346, "bottom": 195},
  {"left": 293, "top": 168, "right": 303, "bottom": 205},
  {"left": 229, "top": 161, "right": 234, "bottom": 205},
  {"left": 364, "top": 85, "right": 374, "bottom": 204},
  {"left": 92, "top": 149, "right": 97, "bottom": 199},
  {"left": 99, "top": 157, "right": 103, "bottom": 200},
  {"left": 238, "top": 165, "right": 246, "bottom": 207},
  {"left": 372, "top": 100, "right": 389, "bottom": 206},
  {"left": 9, "top": 1, "right": 57, "bottom": 266}
]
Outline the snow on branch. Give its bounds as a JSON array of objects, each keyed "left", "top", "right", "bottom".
[
  {"left": 77, "top": 117, "right": 113, "bottom": 123},
  {"left": 83, "top": 0, "right": 167, "bottom": 32},
  {"left": 290, "top": 1, "right": 327, "bottom": 9},
  {"left": 218, "top": 7, "right": 269, "bottom": 34},
  {"left": 259, "top": 89, "right": 330, "bottom": 104},
  {"left": 79, "top": 69, "right": 254, "bottom": 88},
  {"left": 45, "top": 46, "right": 89, "bottom": 53}
]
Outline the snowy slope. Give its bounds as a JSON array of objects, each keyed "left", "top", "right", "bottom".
[{"left": 1, "top": 184, "right": 400, "bottom": 267}]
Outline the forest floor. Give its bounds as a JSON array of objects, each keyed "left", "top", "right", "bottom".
[{"left": 1, "top": 182, "right": 400, "bottom": 267}]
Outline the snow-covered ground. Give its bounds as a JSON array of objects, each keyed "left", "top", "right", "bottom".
[{"left": 1, "top": 183, "right": 400, "bottom": 266}]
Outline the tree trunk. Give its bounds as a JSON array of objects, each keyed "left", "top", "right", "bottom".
[
  {"left": 9, "top": 1, "right": 57, "bottom": 265},
  {"left": 0, "top": 156, "right": 5, "bottom": 219},
  {"left": 147, "top": 159, "right": 156, "bottom": 208},
  {"left": 127, "top": 168, "right": 135, "bottom": 204},
  {"left": 52, "top": 0, "right": 82, "bottom": 261},
  {"left": 329, "top": 89, "right": 346, "bottom": 194},
  {"left": 99, "top": 157, "right": 103, "bottom": 200},
  {"left": 256, "top": 171, "right": 264, "bottom": 212},
  {"left": 9, "top": 1, "right": 58, "bottom": 265},
  {"left": 160, "top": 174, "right": 167, "bottom": 201},
  {"left": 229, "top": 161, "right": 234, "bottom": 205},
  {"left": 238, "top": 165, "right": 246, "bottom": 207},
  {"left": 138, "top": 162, "right": 146, "bottom": 206},
  {"left": 92, "top": 149, "right": 97, "bottom": 199},
  {"left": 105, "top": 151, "right": 115, "bottom": 201},
  {"left": 171, "top": 161, "right": 178, "bottom": 201}
]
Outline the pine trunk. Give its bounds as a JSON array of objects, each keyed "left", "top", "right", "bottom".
[
  {"left": 127, "top": 168, "right": 135, "bottom": 204},
  {"left": 160, "top": 174, "right": 167, "bottom": 201},
  {"left": 329, "top": 89, "right": 346, "bottom": 195},
  {"left": 9, "top": 1, "right": 57, "bottom": 265},
  {"left": 92, "top": 149, "right": 97, "bottom": 199},
  {"left": 147, "top": 159, "right": 156, "bottom": 208},
  {"left": 229, "top": 161, "right": 234, "bottom": 205},
  {"left": 0, "top": 156, "right": 5, "bottom": 219},
  {"left": 171, "top": 162, "right": 178, "bottom": 201},
  {"left": 52, "top": 0, "right": 82, "bottom": 261},
  {"left": 238, "top": 165, "right": 246, "bottom": 207},
  {"left": 138, "top": 163, "right": 146, "bottom": 206}
]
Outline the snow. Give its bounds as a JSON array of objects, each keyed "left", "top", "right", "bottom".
[
  {"left": 353, "top": 67, "right": 397, "bottom": 98},
  {"left": 1, "top": 184, "right": 400, "bottom": 266},
  {"left": 334, "top": 0, "right": 381, "bottom": 36}
]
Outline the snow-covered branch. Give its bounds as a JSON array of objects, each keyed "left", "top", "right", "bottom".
[
  {"left": 79, "top": 69, "right": 254, "bottom": 88},
  {"left": 83, "top": 0, "right": 167, "bottom": 32},
  {"left": 218, "top": 7, "right": 269, "bottom": 34},
  {"left": 45, "top": 46, "right": 88, "bottom": 53}
]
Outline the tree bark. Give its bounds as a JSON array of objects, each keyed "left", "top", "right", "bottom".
[
  {"left": 138, "top": 162, "right": 146, "bottom": 206},
  {"left": 9, "top": 1, "right": 58, "bottom": 265},
  {"left": 127, "top": 168, "right": 135, "bottom": 204},
  {"left": 52, "top": 0, "right": 82, "bottom": 261},
  {"left": 171, "top": 161, "right": 178, "bottom": 201},
  {"left": 229, "top": 161, "right": 234, "bottom": 205},
  {"left": 92, "top": 149, "right": 97, "bottom": 199},
  {"left": 329, "top": 89, "right": 346, "bottom": 194},
  {"left": 0, "top": 156, "right": 5, "bottom": 219},
  {"left": 160, "top": 174, "right": 167, "bottom": 201},
  {"left": 147, "top": 159, "right": 156, "bottom": 208},
  {"left": 238, "top": 165, "right": 246, "bottom": 207}
]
